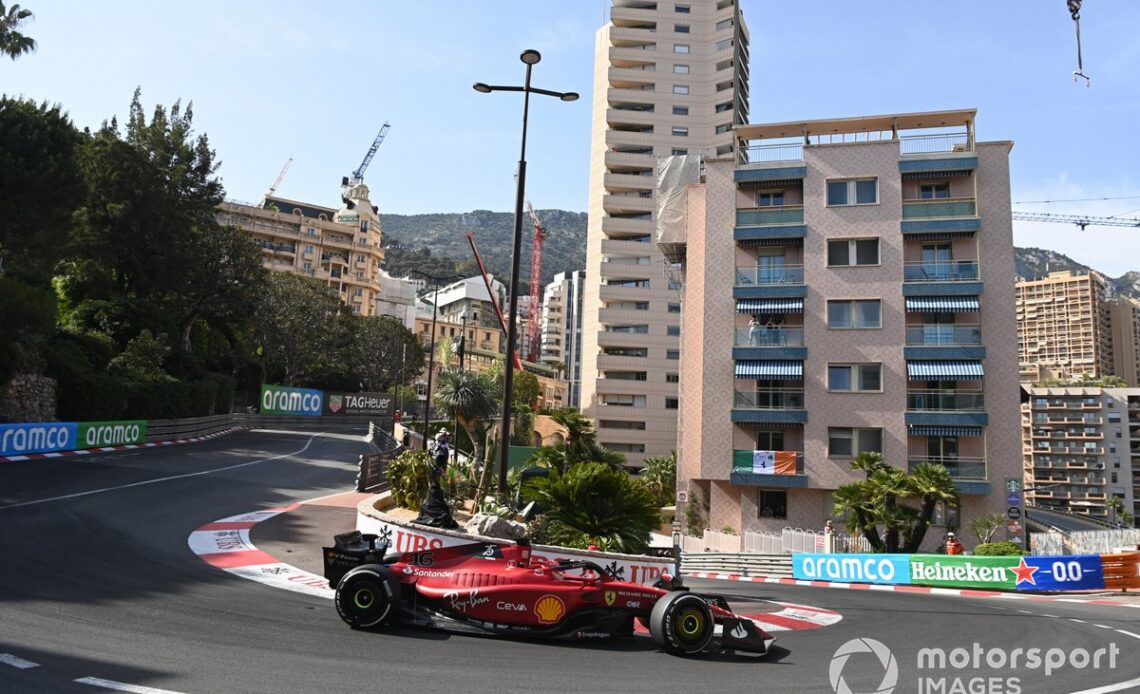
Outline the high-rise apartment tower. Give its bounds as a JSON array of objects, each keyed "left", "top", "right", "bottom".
[{"left": 580, "top": 0, "right": 750, "bottom": 464}]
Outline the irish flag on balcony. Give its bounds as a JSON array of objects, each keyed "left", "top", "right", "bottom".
[{"left": 734, "top": 450, "right": 797, "bottom": 475}]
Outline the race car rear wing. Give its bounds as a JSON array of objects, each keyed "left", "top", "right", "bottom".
[{"left": 322, "top": 531, "right": 389, "bottom": 588}]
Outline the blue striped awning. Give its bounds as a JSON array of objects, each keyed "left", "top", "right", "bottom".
[
  {"left": 735, "top": 360, "right": 803, "bottom": 380},
  {"left": 736, "top": 298, "right": 803, "bottom": 314},
  {"left": 909, "top": 425, "right": 984, "bottom": 437},
  {"left": 907, "top": 360, "right": 985, "bottom": 380},
  {"left": 905, "top": 296, "right": 980, "bottom": 313}
]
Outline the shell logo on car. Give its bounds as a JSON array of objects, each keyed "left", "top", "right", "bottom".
[{"left": 534, "top": 594, "right": 566, "bottom": 624}]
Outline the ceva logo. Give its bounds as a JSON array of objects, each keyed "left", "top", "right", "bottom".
[{"left": 260, "top": 385, "right": 323, "bottom": 416}]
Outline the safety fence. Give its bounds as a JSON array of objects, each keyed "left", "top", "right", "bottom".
[
  {"left": 1032, "top": 528, "right": 1140, "bottom": 556},
  {"left": 681, "top": 527, "right": 872, "bottom": 555}
]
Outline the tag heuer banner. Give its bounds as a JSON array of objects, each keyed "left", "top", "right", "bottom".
[{"left": 325, "top": 392, "right": 394, "bottom": 417}]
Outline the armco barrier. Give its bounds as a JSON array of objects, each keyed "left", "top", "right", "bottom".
[{"left": 1101, "top": 552, "right": 1140, "bottom": 591}]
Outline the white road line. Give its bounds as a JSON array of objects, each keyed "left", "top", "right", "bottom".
[
  {"left": 1041, "top": 613, "right": 1059, "bottom": 618},
  {"left": 0, "top": 653, "right": 39, "bottom": 669},
  {"left": 1017, "top": 609, "right": 1034, "bottom": 614},
  {"left": 1069, "top": 618, "right": 1088, "bottom": 623},
  {"left": 1068, "top": 676, "right": 1140, "bottom": 694},
  {"left": 1115, "top": 629, "right": 1140, "bottom": 640},
  {"left": 1095, "top": 624, "right": 1115, "bottom": 629},
  {"left": 74, "top": 677, "right": 188, "bottom": 693},
  {"left": 0, "top": 434, "right": 322, "bottom": 511}
]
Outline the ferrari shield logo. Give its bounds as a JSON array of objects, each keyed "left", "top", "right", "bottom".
[
  {"left": 328, "top": 395, "right": 343, "bottom": 413},
  {"left": 604, "top": 591, "right": 616, "bottom": 606}
]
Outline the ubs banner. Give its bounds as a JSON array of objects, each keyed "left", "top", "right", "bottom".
[
  {"left": 0, "top": 420, "right": 147, "bottom": 456},
  {"left": 325, "top": 391, "right": 394, "bottom": 417}
]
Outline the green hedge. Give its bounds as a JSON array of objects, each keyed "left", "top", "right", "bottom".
[{"left": 973, "top": 541, "right": 1027, "bottom": 556}]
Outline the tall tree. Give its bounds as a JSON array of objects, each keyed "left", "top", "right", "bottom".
[
  {"left": 343, "top": 314, "right": 425, "bottom": 392},
  {"left": 0, "top": 97, "right": 83, "bottom": 281},
  {"left": 0, "top": 2, "right": 35, "bottom": 60},
  {"left": 432, "top": 368, "right": 499, "bottom": 495},
  {"left": 253, "top": 273, "right": 344, "bottom": 385}
]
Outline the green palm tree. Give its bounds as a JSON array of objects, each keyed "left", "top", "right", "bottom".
[
  {"left": 524, "top": 462, "right": 660, "bottom": 553},
  {"left": 832, "top": 481, "right": 883, "bottom": 551},
  {"left": 851, "top": 451, "right": 887, "bottom": 478},
  {"left": 867, "top": 467, "right": 911, "bottom": 553},
  {"left": 903, "top": 463, "right": 960, "bottom": 552},
  {"left": 432, "top": 368, "right": 499, "bottom": 497},
  {"left": 1107, "top": 495, "right": 1126, "bottom": 527},
  {"left": 640, "top": 451, "right": 677, "bottom": 507},
  {"left": 0, "top": 2, "right": 35, "bottom": 60}
]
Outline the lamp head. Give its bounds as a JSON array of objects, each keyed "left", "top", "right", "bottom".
[
  {"left": 520, "top": 49, "right": 541, "bottom": 65},
  {"left": 560, "top": 92, "right": 580, "bottom": 102},
  {"left": 473, "top": 82, "right": 493, "bottom": 93}
]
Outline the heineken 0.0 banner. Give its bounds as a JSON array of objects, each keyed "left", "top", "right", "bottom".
[
  {"left": 793, "top": 553, "right": 1105, "bottom": 592},
  {"left": 259, "top": 385, "right": 324, "bottom": 416},
  {"left": 324, "top": 392, "right": 394, "bottom": 417}
]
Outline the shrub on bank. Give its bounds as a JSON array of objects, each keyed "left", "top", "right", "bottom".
[{"left": 972, "top": 541, "right": 1027, "bottom": 556}]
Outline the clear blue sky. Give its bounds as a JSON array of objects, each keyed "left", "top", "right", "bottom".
[{"left": 4, "top": 1, "right": 1139, "bottom": 274}]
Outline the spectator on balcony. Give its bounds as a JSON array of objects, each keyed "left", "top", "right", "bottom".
[{"left": 749, "top": 316, "right": 762, "bottom": 346}]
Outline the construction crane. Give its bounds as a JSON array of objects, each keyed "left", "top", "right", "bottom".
[
  {"left": 526, "top": 201, "right": 546, "bottom": 363},
  {"left": 265, "top": 156, "right": 293, "bottom": 200},
  {"left": 1012, "top": 211, "right": 1140, "bottom": 231},
  {"left": 346, "top": 122, "right": 391, "bottom": 186}
]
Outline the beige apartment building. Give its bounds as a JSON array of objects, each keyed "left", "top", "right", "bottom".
[
  {"left": 1022, "top": 387, "right": 1138, "bottom": 526},
  {"left": 218, "top": 184, "right": 386, "bottom": 316},
  {"left": 1015, "top": 270, "right": 1115, "bottom": 383},
  {"left": 670, "top": 109, "right": 1022, "bottom": 543},
  {"left": 580, "top": 0, "right": 750, "bottom": 465},
  {"left": 540, "top": 271, "right": 586, "bottom": 409}
]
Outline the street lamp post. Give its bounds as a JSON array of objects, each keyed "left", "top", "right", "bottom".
[
  {"left": 474, "top": 49, "right": 577, "bottom": 498},
  {"left": 453, "top": 308, "right": 469, "bottom": 464},
  {"left": 412, "top": 271, "right": 457, "bottom": 451}
]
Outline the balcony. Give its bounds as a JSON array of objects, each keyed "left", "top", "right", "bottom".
[
  {"left": 606, "top": 107, "right": 656, "bottom": 127},
  {"left": 909, "top": 456, "right": 989, "bottom": 495},
  {"left": 731, "top": 388, "right": 807, "bottom": 424},
  {"left": 732, "top": 327, "right": 806, "bottom": 361},
  {"left": 734, "top": 142, "right": 806, "bottom": 183},
  {"left": 734, "top": 265, "right": 806, "bottom": 300},
  {"left": 730, "top": 450, "right": 808, "bottom": 488},
  {"left": 605, "top": 150, "right": 655, "bottom": 170},
  {"left": 903, "top": 260, "right": 978, "bottom": 283},
  {"left": 907, "top": 389, "right": 984, "bottom": 411},
  {"left": 904, "top": 323, "right": 985, "bottom": 360},
  {"left": 736, "top": 205, "right": 804, "bottom": 227},
  {"left": 603, "top": 194, "right": 654, "bottom": 214},
  {"left": 604, "top": 172, "right": 654, "bottom": 191},
  {"left": 902, "top": 198, "right": 977, "bottom": 219},
  {"left": 905, "top": 389, "right": 988, "bottom": 428},
  {"left": 735, "top": 264, "right": 803, "bottom": 286},
  {"left": 898, "top": 133, "right": 977, "bottom": 178}
]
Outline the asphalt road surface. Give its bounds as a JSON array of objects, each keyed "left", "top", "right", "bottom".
[{"left": 1, "top": 427, "right": 1138, "bottom": 694}]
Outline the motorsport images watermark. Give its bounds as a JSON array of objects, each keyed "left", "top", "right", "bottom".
[{"left": 829, "top": 637, "right": 1121, "bottom": 694}]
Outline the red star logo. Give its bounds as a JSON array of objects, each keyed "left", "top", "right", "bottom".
[{"left": 1012, "top": 557, "right": 1039, "bottom": 586}]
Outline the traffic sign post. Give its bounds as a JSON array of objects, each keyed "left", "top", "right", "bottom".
[{"left": 1005, "top": 477, "right": 1026, "bottom": 548}]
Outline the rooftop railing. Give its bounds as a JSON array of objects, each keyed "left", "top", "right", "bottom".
[{"left": 899, "top": 132, "right": 974, "bottom": 155}]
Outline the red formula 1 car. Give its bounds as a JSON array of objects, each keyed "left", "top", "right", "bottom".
[{"left": 322, "top": 531, "right": 775, "bottom": 657}]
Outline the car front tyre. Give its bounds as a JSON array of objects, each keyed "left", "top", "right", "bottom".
[{"left": 648, "top": 592, "right": 715, "bottom": 656}]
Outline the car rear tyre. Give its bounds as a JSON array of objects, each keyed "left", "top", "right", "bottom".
[
  {"left": 335, "top": 565, "right": 400, "bottom": 629},
  {"left": 649, "top": 591, "right": 715, "bottom": 656}
]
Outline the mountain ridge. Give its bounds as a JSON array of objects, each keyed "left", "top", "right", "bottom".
[{"left": 379, "top": 210, "right": 1140, "bottom": 299}]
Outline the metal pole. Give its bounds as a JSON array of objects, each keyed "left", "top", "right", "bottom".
[
  {"left": 498, "top": 61, "right": 533, "bottom": 498},
  {"left": 423, "top": 281, "right": 441, "bottom": 450},
  {"left": 453, "top": 311, "right": 468, "bottom": 465}
]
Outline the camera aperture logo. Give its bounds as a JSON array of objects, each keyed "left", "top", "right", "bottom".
[
  {"left": 830, "top": 637, "right": 1120, "bottom": 694},
  {"left": 830, "top": 638, "right": 899, "bottom": 694}
]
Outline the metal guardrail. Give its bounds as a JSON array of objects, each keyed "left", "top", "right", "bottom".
[
  {"left": 143, "top": 413, "right": 378, "bottom": 444},
  {"left": 681, "top": 552, "right": 793, "bottom": 577}
]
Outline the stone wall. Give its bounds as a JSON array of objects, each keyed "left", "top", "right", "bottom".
[{"left": 0, "top": 374, "right": 57, "bottom": 423}]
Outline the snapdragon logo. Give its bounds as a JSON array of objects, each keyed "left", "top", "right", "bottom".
[{"left": 830, "top": 638, "right": 898, "bottom": 694}]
